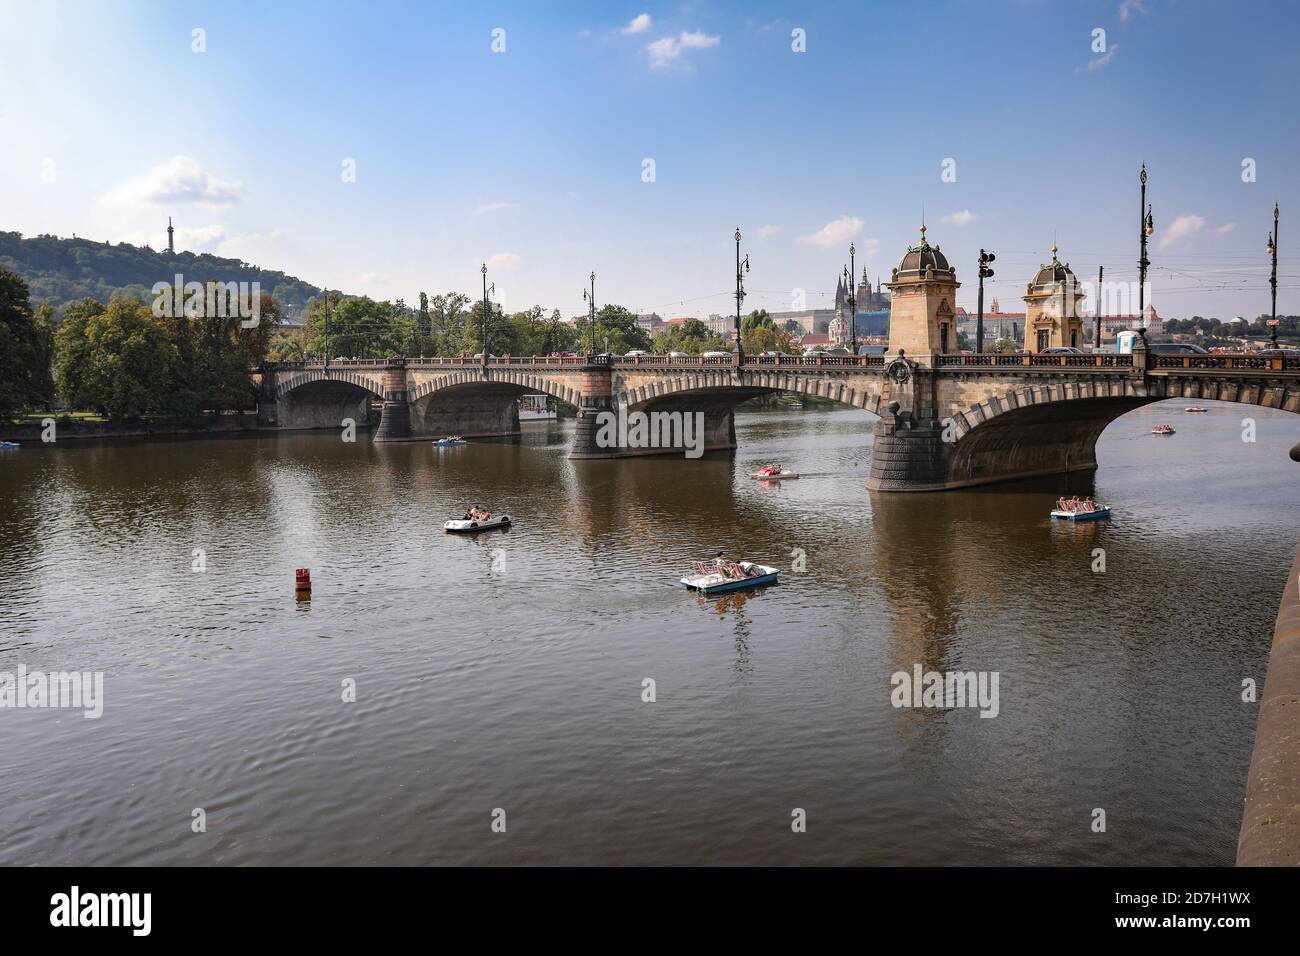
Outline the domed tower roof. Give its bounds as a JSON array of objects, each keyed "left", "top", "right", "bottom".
[
  {"left": 1029, "top": 244, "right": 1077, "bottom": 289},
  {"left": 894, "top": 224, "right": 955, "bottom": 278}
]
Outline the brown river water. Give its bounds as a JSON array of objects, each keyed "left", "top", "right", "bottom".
[{"left": 1, "top": 401, "right": 1297, "bottom": 865}]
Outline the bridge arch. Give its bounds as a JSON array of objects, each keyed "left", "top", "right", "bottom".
[
  {"left": 939, "top": 376, "right": 1300, "bottom": 489},
  {"left": 274, "top": 367, "right": 386, "bottom": 401},
  {"left": 409, "top": 369, "right": 581, "bottom": 408},
  {"left": 615, "top": 369, "right": 887, "bottom": 415}
]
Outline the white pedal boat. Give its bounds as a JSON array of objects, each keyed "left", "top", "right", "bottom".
[
  {"left": 680, "top": 562, "right": 779, "bottom": 594},
  {"left": 433, "top": 438, "right": 467, "bottom": 446},
  {"left": 443, "top": 515, "right": 511, "bottom": 533},
  {"left": 751, "top": 470, "right": 799, "bottom": 480},
  {"left": 1050, "top": 508, "right": 1111, "bottom": 522}
]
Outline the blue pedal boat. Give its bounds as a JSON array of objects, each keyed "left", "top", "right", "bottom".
[
  {"left": 433, "top": 438, "right": 467, "bottom": 446},
  {"left": 680, "top": 562, "right": 779, "bottom": 594},
  {"left": 1050, "top": 507, "right": 1111, "bottom": 522}
]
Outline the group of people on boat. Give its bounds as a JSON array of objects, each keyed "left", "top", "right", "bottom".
[
  {"left": 463, "top": 504, "right": 492, "bottom": 521},
  {"left": 755, "top": 463, "right": 785, "bottom": 477},
  {"left": 693, "top": 552, "right": 761, "bottom": 580},
  {"left": 1057, "top": 496, "right": 1099, "bottom": 514}
]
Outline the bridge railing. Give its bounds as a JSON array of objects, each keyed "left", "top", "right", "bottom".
[
  {"left": 1151, "top": 355, "right": 1299, "bottom": 371},
  {"left": 935, "top": 353, "right": 1135, "bottom": 369}
]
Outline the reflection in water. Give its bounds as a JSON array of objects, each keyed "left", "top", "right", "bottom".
[{"left": 0, "top": 402, "right": 1297, "bottom": 865}]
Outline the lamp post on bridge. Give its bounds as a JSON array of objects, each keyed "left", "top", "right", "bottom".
[
  {"left": 480, "top": 263, "right": 494, "bottom": 375},
  {"left": 977, "top": 249, "right": 995, "bottom": 354},
  {"left": 1268, "top": 203, "right": 1280, "bottom": 347},
  {"left": 734, "top": 227, "right": 749, "bottom": 365},
  {"left": 1095, "top": 265, "right": 1103, "bottom": 350},
  {"left": 1137, "top": 164, "right": 1154, "bottom": 343},
  {"left": 583, "top": 271, "right": 596, "bottom": 356}
]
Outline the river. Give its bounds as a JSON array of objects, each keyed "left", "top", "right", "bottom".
[{"left": 1, "top": 401, "right": 1297, "bottom": 865}]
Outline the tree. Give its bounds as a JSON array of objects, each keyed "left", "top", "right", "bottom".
[
  {"left": 304, "top": 293, "right": 412, "bottom": 358},
  {"left": 741, "top": 309, "right": 774, "bottom": 336},
  {"left": 0, "top": 267, "right": 54, "bottom": 420},
  {"left": 742, "top": 323, "right": 794, "bottom": 356},
  {"left": 574, "top": 304, "right": 651, "bottom": 355},
  {"left": 459, "top": 300, "right": 519, "bottom": 355},
  {"left": 56, "top": 297, "right": 182, "bottom": 421},
  {"left": 652, "top": 319, "right": 726, "bottom": 354}
]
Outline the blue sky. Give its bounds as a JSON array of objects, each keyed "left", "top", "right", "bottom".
[{"left": 1, "top": 0, "right": 1296, "bottom": 319}]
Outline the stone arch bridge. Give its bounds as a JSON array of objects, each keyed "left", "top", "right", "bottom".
[{"left": 257, "top": 349, "right": 1300, "bottom": 491}]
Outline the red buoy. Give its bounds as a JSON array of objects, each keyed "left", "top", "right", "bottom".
[{"left": 295, "top": 568, "right": 312, "bottom": 593}]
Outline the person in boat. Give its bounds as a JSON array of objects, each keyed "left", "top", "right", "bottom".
[{"left": 1083, "top": 497, "right": 1096, "bottom": 512}]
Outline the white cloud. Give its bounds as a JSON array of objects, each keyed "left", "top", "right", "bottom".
[
  {"left": 942, "top": 210, "right": 976, "bottom": 226},
  {"left": 756, "top": 224, "right": 781, "bottom": 240},
  {"left": 486, "top": 252, "right": 520, "bottom": 270},
  {"left": 102, "top": 156, "right": 245, "bottom": 208},
  {"left": 1216, "top": 222, "right": 1237, "bottom": 235},
  {"left": 1119, "top": 0, "right": 1147, "bottom": 23},
  {"left": 359, "top": 271, "right": 388, "bottom": 285},
  {"left": 475, "top": 201, "right": 517, "bottom": 215},
  {"left": 646, "top": 30, "right": 720, "bottom": 69},
  {"left": 1159, "top": 214, "right": 1207, "bottom": 249},
  {"left": 796, "top": 215, "right": 862, "bottom": 247},
  {"left": 621, "top": 14, "right": 651, "bottom": 35},
  {"left": 1084, "top": 43, "right": 1119, "bottom": 72}
]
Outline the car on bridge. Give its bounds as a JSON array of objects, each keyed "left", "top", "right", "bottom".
[
  {"left": 624, "top": 349, "right": 650, "bottom": 357},
  {"left": 1256, "top": 347, "right": 1300, "bottom": 358},
  {"left": 1148, "top": 342, "right": 1209, "bottom": 355},
  {"left": 1041, "top": 346, "right": 1084, "bottom": 355}
]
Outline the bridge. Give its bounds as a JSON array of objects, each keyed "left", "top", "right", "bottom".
[
  {"left": 256, "top": 231, "right": 1300, "bottom": 491},
  {"left": 256, "top": 347, "right": 1300, "bottom": 490}
]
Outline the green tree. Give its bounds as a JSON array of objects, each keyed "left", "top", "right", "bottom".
[
  {"left": 459, "top": 300, "right": 519, "bottom": 355},
  {"left": 57, "top": 297, "right": 182, "bottom": 421},
  {"left": 742, "top": 323, "right": 794, "bottom": 355},
  {"left": 0, "top": 267, "right": 55, "bottom": 420},
  {"left": 304, "top": 293, "right": 412, "bottom": 358},
  {"left": 575, "top": 304, "right": 651, "bottom": 355}
]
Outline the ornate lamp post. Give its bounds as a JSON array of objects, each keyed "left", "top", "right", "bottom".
[
  {"left": 582, "top": 271, "right": 596, "bottom": 355},
  {"left": 977, "top": 249, "right": 995, "bottom": 354},
  {"left": 1268, "top": 203, "right": 1280, "bottom": 347},
  {"left": 843, "top": 242, "right": 858, "bottom": 354},
  {"left": 322, "top": 289, "right": 331, "bottom": 369},
  {"left": 480, "top": 263, "right": 492, "bottom": 374},
  {"left": 1137, "top": 164, "right": 1154, "bottom": 342},
  {"left": 734, "top": 228, "right": 750, "bottom": 364}
]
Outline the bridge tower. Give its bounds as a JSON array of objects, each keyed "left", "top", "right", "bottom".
[
  {"left": 869, "top": 226, "right": 962, "bottom": 491},
  {"left": 1024, "top": 245, "right": 1085, "bottom": 352},
  {"left": 885, "top": 223, "right": 960, "bottom": 364}
]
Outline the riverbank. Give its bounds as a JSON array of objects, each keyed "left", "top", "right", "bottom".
[
  {"left": 0, "top": 413, "right": 262, "bottom": 443},
  {"left": 1237, "top": 542, "right": 1300, "bottom": 866}
]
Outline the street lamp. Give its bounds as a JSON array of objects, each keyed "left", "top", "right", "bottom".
[
  {"left": 1268, "top": 203, "right": 1280, "bottom": 347},
  {"left": 583, "top": 271, "right": 596, "bottom": 355},
  {"left": 480, "top": 263, "right": 493, "bottom": 373},
  {"left": 1137, "top": 164, "right": 1154, "bottom": 343},
  {"left": 977, "top": 249, "right": 996, "bottom": 354},
  {"left": 322, "top": 288, "right": 331, "bottom": 369},
  {"left": 734, "top": 228, "right": 750, "bottom": 365},
  {"left": 844, "top": 241, "right": 857, "bottom": 354}
]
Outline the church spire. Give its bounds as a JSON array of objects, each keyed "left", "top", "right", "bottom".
[{"left": 167, "top": 216, "right": 175, "bottom": 255}]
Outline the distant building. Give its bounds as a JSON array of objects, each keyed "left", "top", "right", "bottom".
[
  {"left": 1098, "top": 305, "right": 1163, "bottom": 341},
  {"left": 636, "top": 312, "right": 664, "bottom": 333}
]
